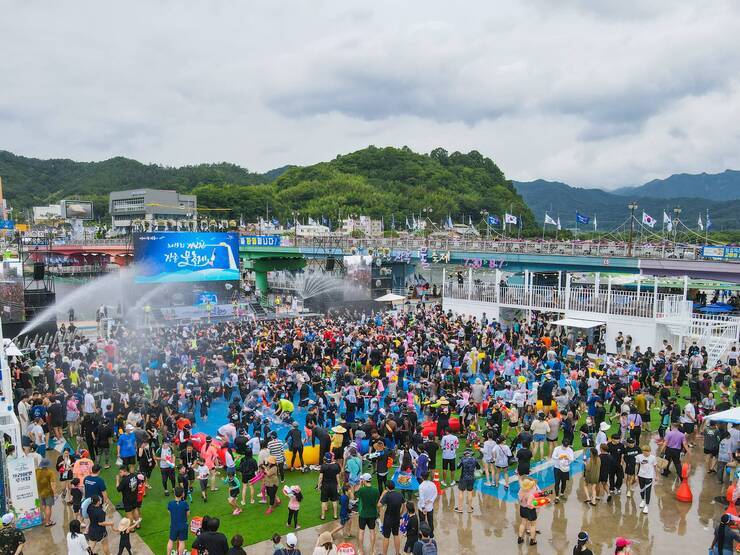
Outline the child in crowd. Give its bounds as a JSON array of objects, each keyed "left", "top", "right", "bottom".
[
  {"left": 195, "top": 458, "right": 210, "bottom": 502},
  {"left": 117, "top": 517, "right": 134, "bottom": 555},
  {"left": 284, "top": 485, "right": 303, "bottom": 529},
  {"left": 70, "top": 477, "right": 83, "bottom": 521},
  {"left": 224, "top": 473, "right": 242, "bottom": 515}
]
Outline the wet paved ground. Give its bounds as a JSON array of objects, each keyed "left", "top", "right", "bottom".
[{"left": 19, "top": 435, "right": 731, "bottom": 555}]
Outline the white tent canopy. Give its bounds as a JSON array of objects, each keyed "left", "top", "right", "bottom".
[
  {"left": 550, "top": 318, "right": 605, "bottom": 329},
  {"left": 705, "top": 407, "right": 740, "bottom": 425},
  {"left": 374, "top": 293, "right": 405, "bottom": 303}
]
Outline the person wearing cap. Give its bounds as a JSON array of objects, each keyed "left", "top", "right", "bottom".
[
  {"left": 263, "top": 455, "right": 281, "bottom": 515},
  {"left": 356, "top": 472, "right": 380, "bottom": 555},
  {"left": 573, "top": 531, "right": 593, "bottom": 555},
  {"left": 614, "top": 536, "right": 633, "bottom": 554},
  {"left": 35, "top": 457, "right": 57, "bottom": 527},
  {"left": 318, "top": 452, "right": 341, "bottom": 520},
  {"left": 0, "top": 513, "right": 25, "bottom": 555},
  {"left": 117, "top": 423, "right": 137, "bottom": 471},
  {"left": 278, "top": 532, "right": 300, "bottom": 555}
]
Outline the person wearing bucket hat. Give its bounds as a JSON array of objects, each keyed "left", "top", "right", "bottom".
[
  {"left": 517, "top": 477, "right": 540, "bottom": 546},
  {"left": 117, "top": 517, "right": 134, "bottom": 555},
  {"left": 0, "top": 513, "right": 24, "bottom": 555}
]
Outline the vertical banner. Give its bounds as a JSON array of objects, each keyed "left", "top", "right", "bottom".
[{"left": 7, "top": 456, "right": 42, "bottom": 529}]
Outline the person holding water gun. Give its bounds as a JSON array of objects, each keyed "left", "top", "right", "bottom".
[{"left": 517, "top": 477, "right": 549, "bottom": 546}]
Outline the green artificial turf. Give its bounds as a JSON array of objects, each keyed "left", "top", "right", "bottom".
[{"left": 96, "top": 386, "right": 698, "bottom": 552}]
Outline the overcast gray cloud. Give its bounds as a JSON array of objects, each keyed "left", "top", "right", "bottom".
[{"left": 1, "top": 0, "right": 739, "bottom": 188}]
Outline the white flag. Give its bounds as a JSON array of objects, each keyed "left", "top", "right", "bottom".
[
  {"left": 642, "top": 211, "right": 656, "bottom": 228},
  {"left": 557, "top": 217, "right": 561, "bottom": 231},
  {"left": 544, "top": 214, "right": 557, "bottom": 226},
  {"left": 698, "top": 214, "right": 704, "bottom": 231},
  {"left": 505, "top": 213, "right": 518, "bottom": 225},
  {"left": 663, "top": 211, "right": 672, "bottom": 232}
]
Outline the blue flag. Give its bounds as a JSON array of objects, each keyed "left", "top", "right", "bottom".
[
  {"left": 576, "top": 212, "right": 590, "bottom": 225},
  {"left": 271, "top": 218, "right": 280, "bottom": 227},
  {"left": 706, "top": 211, "right": 712, "bottom": 231},
  {"left": 487, "top": 215, "right": 500, "bottom": 226}
]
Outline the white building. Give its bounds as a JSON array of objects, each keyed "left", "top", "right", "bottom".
[
  {"left": 341, "top": 216, "right": 384, "bottom": 237},
  {"left": 295, "top": 223, "right": 330, "bottom": 237}
]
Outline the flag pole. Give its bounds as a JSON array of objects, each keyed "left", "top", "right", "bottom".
[{"left": 542, "top": 214, "right": 546, "bottom": 241}]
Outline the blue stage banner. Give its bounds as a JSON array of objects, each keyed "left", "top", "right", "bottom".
[
  {"left": 239, "top": 235, "right": 281, "bottom": 247},
  {"left": 133, "top": 232, "right": 240, "bottom": 283},
  {"left": 0, "top": 220, "right": 15, "bottom": 229}
]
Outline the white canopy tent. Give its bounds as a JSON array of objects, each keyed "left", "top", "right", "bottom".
[
  {"left": 705, "top": 407, "right": 740, "bottom": 425},
  {"left": 374, "top": 293, "right": 406, "bottom": 303},
  {"left": 550, "top": 317, "right": 605, "bottom": 329}
]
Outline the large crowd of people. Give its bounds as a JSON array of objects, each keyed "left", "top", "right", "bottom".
[{"left": 3, "top": 301, "right": 740, "bottom": 554}]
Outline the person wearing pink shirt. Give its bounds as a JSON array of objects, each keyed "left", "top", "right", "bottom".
[{"left": 200, "top": 436, "right": 221, "bottom": 491}]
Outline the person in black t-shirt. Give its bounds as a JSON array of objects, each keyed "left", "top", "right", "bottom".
[
  {"left": 116, "top": 468, "right": 141, "bottom": 525},
  {"left": 422, "top": 437, "right": 439, "bottom": 470},
  {"left": 623, "top": 438, "right": 640, "bottom": 498},
  {"left": 607, "top": 434, "right": 625, "bottom": 496},
  {"left": 318, "top": 454, "right": 341, "bottom": 520},
  {"left": 380, "top": 482, "right": 405, "bottom": 555},
  {"left": 516, "top": 441, "right": 533, "bottom": 476}
]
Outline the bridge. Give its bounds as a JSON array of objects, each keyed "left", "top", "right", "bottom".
[{"left": 31, "top": 236, "right": 740, "bottom": 289}]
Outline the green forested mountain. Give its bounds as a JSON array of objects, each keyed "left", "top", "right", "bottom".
[
  {"left": 1, "top": 147, "right": 535, "bottom": 229},
  {"left": 613, "top": 170, "right": 740, "bottom": 200},
  {"left": 515, "top": 179, "right": 740, "bottom": 231}
]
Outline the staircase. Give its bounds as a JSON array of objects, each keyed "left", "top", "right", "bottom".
[{"left": 689, "top": 315, "right": 739, "bottom": 366}]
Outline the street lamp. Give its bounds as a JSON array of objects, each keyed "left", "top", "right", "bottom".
[
  {"left": 672, "top": 206, "right": 682, "bottom": 241},
  {"left": 479, "top": 209, "right": 490, "bottom": 239},
  {"left": 291, "top": 210, "right": 300, "bottom": 244},
  {"left": 627, "top": 202, "right": 638, "bottom": 257}
]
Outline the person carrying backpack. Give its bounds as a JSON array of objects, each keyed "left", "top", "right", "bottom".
[{"left": 412, "top": 523, "right": 437, "bottom": 555}]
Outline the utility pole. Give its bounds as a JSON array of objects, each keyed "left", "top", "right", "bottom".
[{"left": 627, "top": 201, "right": 638, "bottom": 257}]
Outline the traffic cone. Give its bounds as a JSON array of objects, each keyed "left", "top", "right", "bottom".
[
  {"left": 676, "top": 463, "right": 692, "bottom": 503},
  {"left": 433, "top": 470, "right": 443, "bottom": 495}
]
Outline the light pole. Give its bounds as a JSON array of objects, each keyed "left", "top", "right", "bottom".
[
  {"left": 627, "top": 202, "right": 638, "bottom": 257},
  {"left": 480, "top": 209, "right": 490, "bottom": 239},
  {"left": 292, "top": 210, "right": 300, "bottom": 245},
  {"left": 672, "top": 206, "right": 682, "bottom": 243}
]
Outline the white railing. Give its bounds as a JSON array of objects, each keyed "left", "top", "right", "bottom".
[{"left": 444, "top": 281, "right": 671, "bottom": 319}]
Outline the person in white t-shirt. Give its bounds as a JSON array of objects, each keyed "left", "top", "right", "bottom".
[
  {"left": 492, "top": 436, "right": 513, "bottom": 488},
  {"left": 440, "top": 431, "right": 459, "bottom": 486},
  {"left": 551, "top": 439, "right": 575, "bottom": 501},
  {"left": 635, "top": 446, "right": 657, "bottom": 514}
]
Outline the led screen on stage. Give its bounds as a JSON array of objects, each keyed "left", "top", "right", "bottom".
[{"left": 133, "top": 232, "right": 240, "bottom": 283}]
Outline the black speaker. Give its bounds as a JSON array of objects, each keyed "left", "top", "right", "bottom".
[
  {"left": 325, "top": 258, "right": 335, "bottom": 271},
  {"left": 33, "top": 262, "right": 45, "bottom": 281}
]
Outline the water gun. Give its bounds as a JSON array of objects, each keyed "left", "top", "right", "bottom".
[
  {"left": 532, "top": 490, "right": 552, "bottom": 507},
  {"left": 249, "top": 470, "right": 266, "bottom": 485}
]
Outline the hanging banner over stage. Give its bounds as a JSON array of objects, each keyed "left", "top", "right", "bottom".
[
  {"left": 7, "top": 456, "right": 42, "bottom": 529},
  {"left": 133, "top": 232, "right": 240, "bottom": 283}
]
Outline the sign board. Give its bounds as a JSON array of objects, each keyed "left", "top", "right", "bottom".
[
  {"left": 7, "top": 456, "right": 42, "bottom": 529},
  {"left": 60, "top": 200, "right": 94, "bottom": 220},
  {"left": 239, "top": 235, "right": 281, "bottom": 247},
  {"left": 133, "top": 232, "right": 240, "bottom": 283},
  {"left": 0, "top": 220, "right": 15, "bottom": 229},
  {"left": 702, "top": 245, "right": 740, "bottom": 260}
]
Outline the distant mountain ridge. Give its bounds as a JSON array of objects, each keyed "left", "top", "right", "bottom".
[
  {"left": 514, "top": 179, "right": 740, "bottom": 230},
  {"left": 613, "top": 169, "right": 740, "bottom": 200}
]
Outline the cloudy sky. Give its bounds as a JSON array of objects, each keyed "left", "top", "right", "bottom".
[{"left": 2, "top": 0, "right": 740, "bottom": 188}]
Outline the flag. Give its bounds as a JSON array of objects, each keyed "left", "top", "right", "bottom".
[
  {"left": 663, "top": 211, "right": 672, "bottom": 232},
  {"left": 557, "top": 217, "right": 561, "bottom": 231},
  {"left": 271, "top": 218, "right": 280, "bottom": 227},
  {"left": 468, "top": 215, "right": 473, "bottom": 227},
  {"left": 405, "top": 216, "right": 410, "bottom": 230},
  {"left": 391, "top": 214, "right": 396, "bottom": 230},
  {"left": 575, "top": 212, "right": 590, "bottom": 225},
  {"left": 308, "top": 217, "right": 317, "bottom": 225},
  {"left": 504, "top": 213, "right": 518, "bottom": 225},
  {"left": 706, "top": 210, "right": 712, "bottom": 231},
  {"left": 544, "top": 213, "right": 557, "bottom": 226},
  {"left": 447, "top": 215, "right": 454, "bottom": 229},
  {"left": 411, "top": 215, "right": 418, "bottom": 230},
  {"left": 487, "top": 215, "right": 500, "bottom": 226},
  {"left": 593, "top": 216, "right": 597, "bottom": 230},
  {"left": 641, "top": 211, "right": 656, "bottom": 228},
  {"left": 698, "top": 214, "right": 703, "bottom": 231},
  {"left": 239, "top": 214, "right": 245, "bottom": 228}
]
